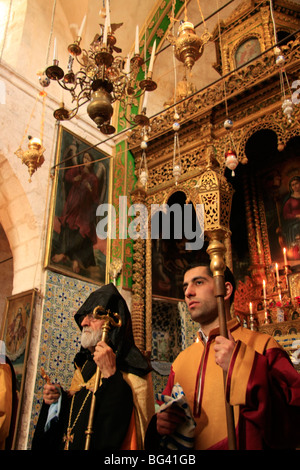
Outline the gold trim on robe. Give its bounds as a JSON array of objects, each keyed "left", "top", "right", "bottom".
[{"left": 67, "top": 365, "right": 155, "bottom": 450}]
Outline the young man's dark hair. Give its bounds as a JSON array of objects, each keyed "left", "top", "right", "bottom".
[{"left": 183, "top": 259, "right": 236, "bottom": 305}]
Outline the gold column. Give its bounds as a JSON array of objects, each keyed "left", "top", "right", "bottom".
[
  {"left": 223, "top": 45, "right": 230, "bottom": 74},
  {"left": 243, "top": 174, "right": 260, "bottom": 266},
  {"left": 131, "top": 181, "right": 147, "bottom": 352},
  {"left": 250, "top": 175, "right": 266, "bottom": 284},
  {"left": 260, "top": 6, "right": 273, "bottom": 50}
]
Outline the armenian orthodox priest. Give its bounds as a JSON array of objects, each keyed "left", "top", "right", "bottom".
[{"left": 32, "top": 283, "right": 154, "bottom": 450}]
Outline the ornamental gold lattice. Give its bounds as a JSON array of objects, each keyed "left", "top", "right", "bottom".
[{"left": 196, "top": 163, "right": 234, "bottom": 235}]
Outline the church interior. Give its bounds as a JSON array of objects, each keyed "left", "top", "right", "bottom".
[{"left": 0, "top": 0, "right": 299, "bottom": 449}]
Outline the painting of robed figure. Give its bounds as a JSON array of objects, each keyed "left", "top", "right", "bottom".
[
  {"left": 259, "top": 139, "right": 300, "bottom": 271},
  {"left": 45, "top": 126, "right": 111, "bottom": 285}
]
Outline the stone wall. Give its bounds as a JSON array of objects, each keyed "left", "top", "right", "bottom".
[{"left": 0, "top": 13, "right": 113, "bottom": 448}]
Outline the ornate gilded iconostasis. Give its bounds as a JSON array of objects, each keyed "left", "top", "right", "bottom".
[{"left": 127, "top": 0, "right": 300, "bottom": 385}]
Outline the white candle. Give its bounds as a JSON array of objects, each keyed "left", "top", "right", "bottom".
[
  {"left": 53, "top": 37, "right": 57, "bottom": 61},
  {"left": 103, "top": 14, "right": 108, "bottom": 45},
  {"left": 249, "top": 302, "right": 253, "bottom": 314},
  {"left": 78, "top": 15, "right": 86, "bottom": 37},
  {"left": 148, "top": 40, "right": 156, "bottom": 73},
  {"left": 135, "top": 25, "right": 139, "bottom": 54},
  {"left": 106, "top": 0, "right": 110, "bottom": 30},
  {"left": 30, "top": 137, "right": 42, "bottom": 145},
  {"left": 29, "top": 137, "right": 42, "bottom": 149},
  {"left": 124, "top": 54, "right": 131, "bottom": 74},
  {"left": 275, "top": 263, "right": 280, "bottom": 282},
  {"left": 283, "top": 247, "right": 288, "bottom": 266},
  {"left": 142, "top": 91, "right": 149, "bottom": 110},
  {"left": 263, "top": 280, "right": 266, "bottom": 300}
]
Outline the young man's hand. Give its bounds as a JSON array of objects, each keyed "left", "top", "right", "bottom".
[
  {"left": 214, "top": 331, "right": 236, "bottom": 371},
  {"left": 156, "top": 405, "right": 186, "bottom": 435}
]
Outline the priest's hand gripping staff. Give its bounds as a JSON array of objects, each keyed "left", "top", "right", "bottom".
[{"left": 84, "top": 306, "right": 122, "bottom": 450}]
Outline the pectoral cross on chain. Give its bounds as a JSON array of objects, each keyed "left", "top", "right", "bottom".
[{"left": 63, "top": 427, "right": 74, "bottom": 450}]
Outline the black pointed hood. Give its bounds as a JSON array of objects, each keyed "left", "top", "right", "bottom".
[{"left": 74, "top": 283, "right": 151, "bottom": 377}]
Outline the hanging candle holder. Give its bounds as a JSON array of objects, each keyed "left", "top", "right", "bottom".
[
  {"left": 15, "top": 91, "right": 47, "bottom": 181},
  {"left": 138, "top": 138, "right": 148, "bottom": 187},
  {"left": 225, "top": 149, "right": 238, "bottom": 177},
  {"left": 282, "top": 97, "right": 293, "bottom": 123},
  {"left": 274, "top": 47, "right": 294, "bottom": 123},
  {"left": 172, "top": 116, "right": 181, "bottom": 185},
  {"left": 223, "top": 118, "right": 238, "bottom": 176},
  {"left": 270, "top": 0, "right": 294, "bottom": 124},
  {"left": 139, "top": 151, "right": 148, "bottom": 187},
  {"left": 37, "top": 69, "right": 51, "bottom": 88},
  {"left": 223, "top": 118, "right": 233, "bottom": 131},
  {"left": 140, "top": 123, "right": 151, "bottom": 146},
  {"left": 274, "top": 46, "right": 285, "bottom": 67}
]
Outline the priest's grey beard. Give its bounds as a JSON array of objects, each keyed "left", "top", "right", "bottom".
[{"left": 81, "top": 326, "right": 102, "bottom": 349}]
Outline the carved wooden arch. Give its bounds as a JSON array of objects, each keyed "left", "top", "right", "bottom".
[
  {"left": 232, "top": 107, "right": 300, "bottom": 164},
  {"left": 145, "top": 177, "right": 201, "bottom": 213},
  {"left": 142, "top": 179, "right": 201, "bottom": 352},
  {"left": 130, "top": 180, "right": 197, "bottom": 353}
]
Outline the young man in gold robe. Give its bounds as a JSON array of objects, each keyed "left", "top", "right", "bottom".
[{"left": 145, "top": 260, "right": 300, "bottom": 450}]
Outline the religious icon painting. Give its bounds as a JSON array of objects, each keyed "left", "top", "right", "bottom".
[
  {"left": 258, "top": 147, "right": 300, "bottom": 270},
  {"left": 0, "top": 288, "right": 37, "bottom": 448},
  {"left": 44, "top": 126, "right": 112, "bottom": 285},
  {"left": 235, "top": 37, "right": 261, "bottom": 68}
]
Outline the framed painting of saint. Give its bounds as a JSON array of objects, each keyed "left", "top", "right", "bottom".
[
  {"left": 45, "top": 126, "right": 111, "bottom": 285},
  {"left": 235, "top": 37, "right": 261, "bottom": 68}
]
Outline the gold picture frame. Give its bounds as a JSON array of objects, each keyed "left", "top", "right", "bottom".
[
  {"left": 0, "top": 288, "right": 37, "bottom": 449},
  {"left": 44, "top": 126, "right": 112, "bottom": 285}
]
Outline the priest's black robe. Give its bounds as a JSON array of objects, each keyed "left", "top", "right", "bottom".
[
  {"left": 32, "top": 358, "right": 133, "bottom": 451},
  {"left": 32, "top": 283, "right": 152, "bottom": 451}
]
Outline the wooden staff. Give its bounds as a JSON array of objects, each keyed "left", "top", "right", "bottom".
[
  {"left": 207, "top": 232, "right": 236, "bottom": 450},
  {"left": 84, "top": 306, "right": 122, "bottom": 450}
]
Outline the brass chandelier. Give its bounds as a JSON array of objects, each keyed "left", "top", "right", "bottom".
[{"left": 43, "top": 2, "right": 157, "bottom": 134}]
